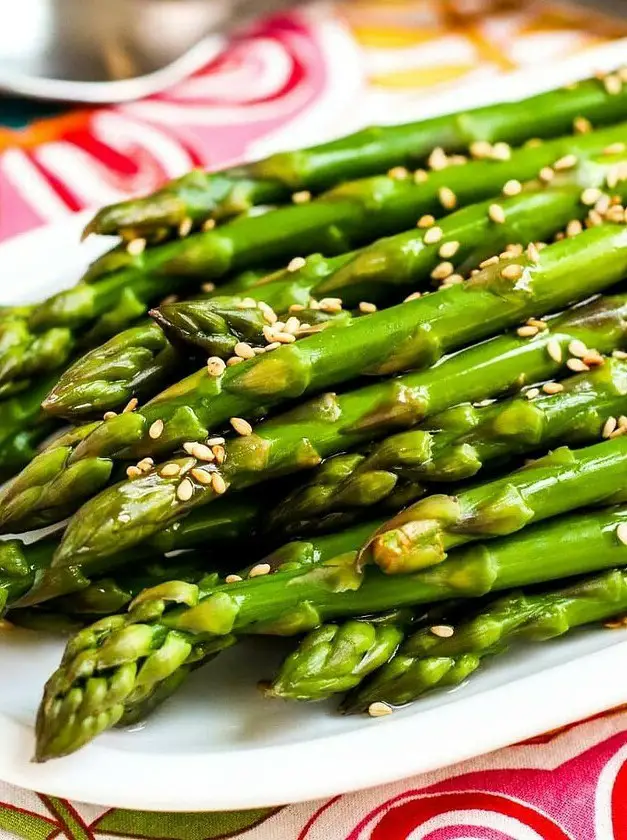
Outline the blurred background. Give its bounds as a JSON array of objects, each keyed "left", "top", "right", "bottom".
[{"left": 0, "top": 0, "right": 624, "bottom": 240}]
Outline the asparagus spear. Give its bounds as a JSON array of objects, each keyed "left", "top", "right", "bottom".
[
  {"left": 46, "top": 225, "right": 627, "bottom": 567},
  {"left": 34, "top": 504, "right": 627, "bottom": 760},
  {"left": 344, "top": 569, "right": 627, "bottom": 712},
  {"left": 84, "top": 72, "right": 627, "bottom": 239},
  {"left": 270, "top": 356, "right": 627, "bottom": 532}
]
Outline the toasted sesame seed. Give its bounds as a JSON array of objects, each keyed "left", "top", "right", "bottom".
[
  {"left": 423, "top": 226, "right": 443, "bottom": 245},
  {"left": 430, "top": 624, "right": 454, "bottom": 638},
  {"left": 191, "top": 467, "right": 214, "bottom": 485},
  {"left": 491, "top": 141, "right": 511, "bottom": 161},
  {"left": 417, "top": 214, "right": 435, "bottom": 228},
  {"left": 603, "top": 416, "right": 618, "bottom": 438},
  {"left": 211, "top": 473, "right": 227, "bottom": 495},
  {"left": 233, "top": 342, "right": 255, "bottom": 360},
  {"left": 554, "top": 154, "right": 578, "bottom": 171},
  {"left": 231, "top": 417, "right": 253, "bottom": 436},
  {"left": 287, "top": 256, "right": 306, "bottom": 272},
  {"left": 292, "top": 190, "right": 311, "bottom": 204},
  {"left": 149, "top": 419, "right": 164, "bottom": 439},
  {"left": 127, "top": 237, "right": 147, "bottom": 256},
  {"left": 404, "top": 291, "right": 422, "bottom": 302},
  {"left": 177, "top": 478, "right": 194, "bottom": 502},
  {"left": 284, "top": 316, "right": 301, "bottom": 334},
  {"left": 103, "top": 410, "right": 118, "bottom": 420},
  {"left": 542, "top": 381, "right": 564, "bottom": 394},
  {"left": 525, "top": 388, "right": 541, "bottom": 400},
  {"left": 610, "top": 426, "right": 627, "bottom": 439},
  {"left": 567, "top": 358, "right": 590, "bottom": 372},
  {"left": 226, "top": 574, "right": 243, "bottom": 584},
  {"left": 502, "top": 179, "right": 522, "bottom": 197},
  {"left": 359, "top": 301, "right": 378, "bottom": 313},
  {"left": 249, "top": 563, "right": 271, "bottom": 578},
  {"left": 202, "top": 218, "right": 216, "bottom": 232},
  {"left": 439, "top": 240, "right": 460, "bottom": 259},
  {"left": 566, "top": 219, "right": 583, "bottom": 237},
  {"left": 126, "top": 465, "right": 142, "bottom": 479},
  {"left": 546, "top": 339, "right": 563, "bottom": 363},
  {"left": 388, "top": 165, "right": 409, "bottom": 179},
  {"left": 160, "top": 463, "right": 181, "bottom": 477},
  {"left": 413, "top": 169, "right": 428, "bottom": 183},
  {"left": 438, "top": 186, "right": 457, "bottom": 210},
  {"left": 469, "top": 140, "right": 493, "bottom": 159},
  {"left": 617, "top": 523, "right": 627, "bottom": 545},
  {"left": 479, "top": 255, "right": 500, "bottom": 268},
  {"left": 605, "top": 142, "right": 626, "bottom": 155},
  {"left": 192, "top": 443, "right": 215, "bottom": 462},
  {"left": 527, "top": 318, "right": 547, "bottom": 329},
  {"left": 431, "top": 261, "right": 454, "bottom": 280},
  {"left": 517, "top": 325, "right": 539, "bottom": 337},
  {"left": 227, "top": 356, "right": 244, "bottom": 366},
  {"left": 368, "top": 701, "right": 393, "bottom": 717},
  {"left": 581, "top": 187, "right": 602, "bottom": 206},
  {"left": 488, "top": 203, "right": 506, "bottom": 224},
  {"left": 137, "top": 457, "right": 154, "bottom": 473},
  {"left": 212, "top": 444, "right": 226, "bottom": 464},
  {"left": 604, "top": 74, "right": 622, "bottom": 95},
  {"left": 583, "top": 351, "right": 605, "bottom": 367},
  {"left": 539, "top": 166, "right": 555, "bottom": 183},
  {"left": 574, "top": 116, "right": 592, "bottom": 134},
  {"left": 501, "top": 263, "right": 523, "bottom": 281},
  {"left": 568, "top": 339, "right": 588, "bottom": 358},
  {"left": 206, "top": 356, "right": 226, "bottom": 377},
  {"left": 613, "top": 350, "right": 627, "bottom": 359}
]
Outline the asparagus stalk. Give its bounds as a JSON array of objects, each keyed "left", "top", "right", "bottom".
[
  {"left": 270, "top": 356, "right": 627, "bottom": 532},
  {"left": 34, "top": 504, "right": 627, "bottom": 760},
  {"left": 344, "top": 568, "right": 627, "bottom": 712},
  {"left": 84, "top": 72, "right": 627, "bottom": 239}
]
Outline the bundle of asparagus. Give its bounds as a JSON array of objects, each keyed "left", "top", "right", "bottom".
[{"left": 4, "top": 68, "right": 627, "bottom": 764}]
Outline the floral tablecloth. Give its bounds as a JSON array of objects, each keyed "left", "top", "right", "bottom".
[{"left": 1, "top": 0, "right": 627, "bottom": 836}]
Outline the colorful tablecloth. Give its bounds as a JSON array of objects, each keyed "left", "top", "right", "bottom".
[{"left": 2, "top": 0, "right": 627, "bottom": 835}]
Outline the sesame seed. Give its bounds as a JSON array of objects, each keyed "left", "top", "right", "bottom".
[
  {"left": 265, "top": 341, "right": 281, "bottom": 351},
  {"left": 438, "top": 187, "right": 457, "bottom": 210},
  {"left": 491, "top": 142, "right": 511, "bottom": 161},
  {"left": 359, "top": 301, "right": 378, "bottom": 313},
  {"left": 587, "top": 209, "right": 604, "bottom": 227},
  {"left": 417, "top": 214, "right": 435, "bottom": 228},
  {"left": 539, "top": 166, "right": 555, "bottom": 183},
  {"left": 431, "top": 261, "right": 454, "bottom": 281},
  {"left": 526, "top": 243, "right": 541, "bottom": 263},
  {"left": 225, "top": 574, "right": 243, "bottom": 584},
  {"left": 604, "top": 74, "right": 622, "bottom": 95},
  {"left": 234, "top": 342, "right": 255, "bottom": 360},
  {"left": 542, "top": 381, "right": 564, "bottom": 394},
  {"left": 605, "top": 142, "right": 627, "bottom": 156},
  {"left": 183, "top": 442, "right": 196, "bottom": 455},
  {"left": 119, "top": 513, "right": 131, "bottom": 523},
  {"left": 126, "top": 465, "right": 142, "bottom": 479},
  {"left": 428, "top": 147, "right": 448, "bottom": 170},
  {"left": 127, "top": 238, "right": 147, "bottom": 256},
  {"left": 547, "top": 339, "right": 563, "bottom": 363},
  {"left": 574, "top": 116, "right": 592, "bottom": 134},
  {"left": 518, "top": 325, "right": 539, "bottom": 338},
  {"left": 581, "top": 187, "right": 602, "bottom": 206},
  {"left": 525, "top": 388, "right": 540, "bottom": 400},
  {"left": 292, "top": 190, "right": 311, "bottom": 204},
  {"left": 212, "top": 444, "right": 226, "bottom": 464},
  {"left": 404, "top": 291, "right": 422, "bottom": 302},
  {"left": 606, "top": 205, "right": 625, "bottom": 223},
  {"left": 207, "top": 436, "right": 225, "bottom": 446},
  {"left": 501, "top": 263, "right": 523, "bottom": 281},
  {"left": 527, "top": 318, "right": 547, "bottom": 329},
  {"left": 207, "top": 356, "right": 226, "bottom": 377},
  {"left": 423, "top": 226, "right": 443, "bottom": 245},
  {"left": 274, "top": 331, "right": 297, "bottom": 344},
  {"left": 227, "top": 356, "right": 244, "bottom": 366},
  {"left": 439, "top": 240, "right": 460, "bottom": 259},
  {"left": 160, "top": 463, "right": 181, "bottom": 477},
  {"left": 430, "top": 624, "right": 454, "bottom": 638},
  {"left": 284, "top": 316, "right": 301, "bottom": 334},
  {"left": 237, "top": 297, "right": 257, "bottom": 309},
  {"left": 137, "top": 457, "right": 154, "bottom": 473},
  {"left": 613, "top": 350, "right": 627, "bottom": 359},
  {"left": 318, "top": 297, "right": 343, "bottom": 312},
  {"left": 202, "top": 218, "right": 216, "bottom": 232},
  {"left": 211, "top": 473, "right": 227, "bottom": 495},
  {"left": 442, "top": 274, "right": 464, "bottom": 286},
  {"left": 177, "top": 478, "right": 194, "bottom": 502},
  {"left": 388, "top": 165, "right": 409, "bottom": 179},
  {"left": 568, "top": 339, "right": 588, "bottom": 358},
  {"left": 610, "top": 427, "right": 627, "bottom": 439},
  {"left": 192, "top": 443, "right": 215, "bottom": 462},
  {"left": 469, "top": 140, "right": 493, "bottom": 159},
  {"left": 149, "top": 419, "right": 164, "bottom": 439},
  {"left": 249, "top": 563, "right": 271, "bottom": 578},
  {"left": 567, "top": 358, "right": 590, "bottom": 372},
  {"left": 554, "top": 154, "right": 578, "bottom": 171},
  {"left": 231, "top": 417, "right": 253, "bottom": 436},
  {"left": 191, "top": 467, "right": 214, "bottom": 485},
  {"left": 178, "top": 217, "right": 193, "bottom": 237},
  {"left": 479, "top": 255, "right": 500, "bottom": 269},
  {"left": 603, "top": 417, "right": 618, "bottom": 438},
  {"left": 287, "top": 256, "right": 306, "bottom": 272},
  {"left": 566, "top": 219, "right": 583, "bottom": 237},
  {"left": 502, "top": 179, "right": 522, "bottom": 197},
  {"left": 368, "top": 702, "right": 393, "bottom": 717},
  {"left": 583, "top": 351, "right": 605, "bottom": 367},
  {"left": 617, "top": 523, "right": 627, "bottom": 545},
  {"left": 413, "top": 169, "right": 428, "bottom": 183},
  {"left": 488, "top": 203, "right": 506, "bottom": 224},
  {"left": 103, "top": 411, "right": 117, "bottom": 420}
]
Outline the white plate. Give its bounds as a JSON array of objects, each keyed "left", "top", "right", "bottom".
[{"left": 4, "top": 44, "right": 627, "bottom": 810}]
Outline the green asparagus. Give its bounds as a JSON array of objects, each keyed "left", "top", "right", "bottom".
[
  {"left": 84, "top": 72, "right": 627, "bottom": 239},
  {"left": 269, "top": 357, "right": 627, "bottom": 532},
  {"left": 344, "top": 569, "right": 627, "bottom": 712},
  {"left": 34, "top": 504, "right": 627, "bottom": 760}
]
